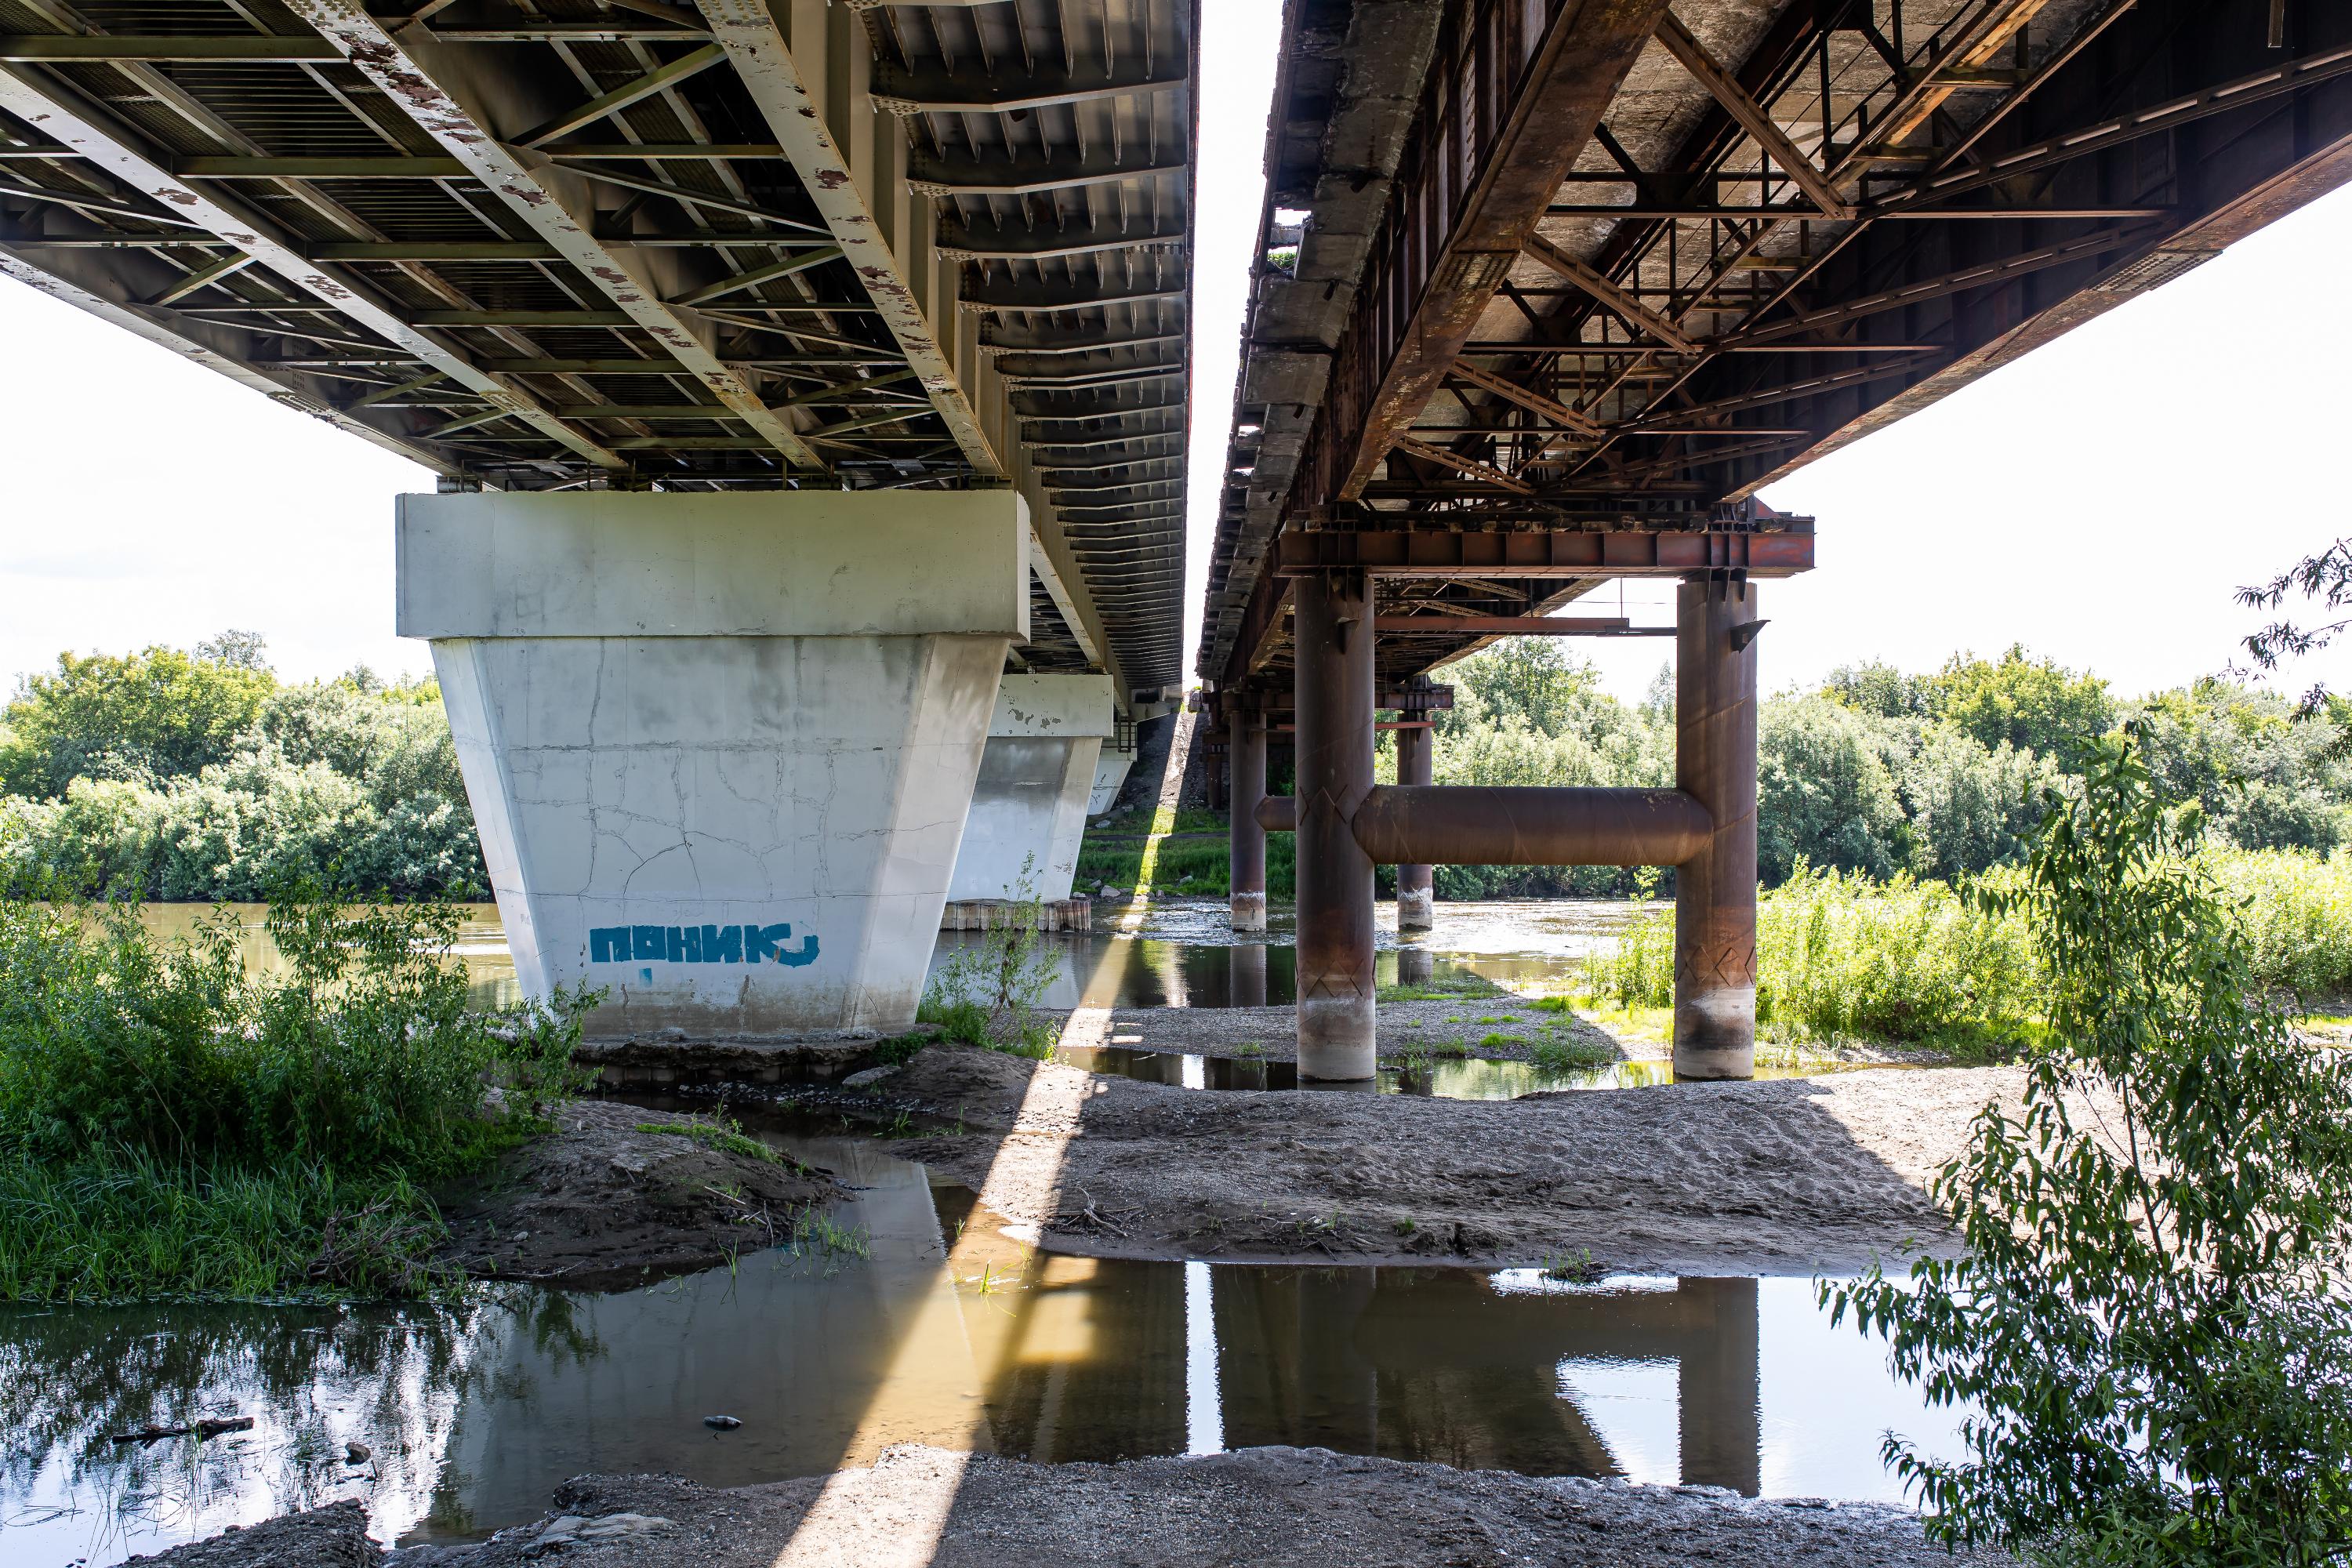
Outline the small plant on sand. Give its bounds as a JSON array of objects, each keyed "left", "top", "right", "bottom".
[
  {"left": 1392, "top": 1216, "right": 1417, "bottom": 1237},
  {"left": 633, "top": 1116, "right": 780, "bottom": 1166},
  {"left": 1540, "top": 1248, "right": 1602, "bottom": 1284},
  {"left": 1826, "top": 735, "right": 2352, "bottom": 1566},
  {"left": 923, "top": 855, "right": 1061, "bottom": 1059},
  {"left": 1529, "top": 1036, "right": 1616, "bottom": 1074}
]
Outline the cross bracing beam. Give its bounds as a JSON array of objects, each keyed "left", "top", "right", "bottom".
[
  {"left": 938, "top": 213, "right": 1188, "bottom": 262},
  {"left": 1652, "top": 12, "right": 1853, "bottom": 221},
  {"left": 908, "top": 147, "right": 1185, "bottom": 198},
  {"left": 511, "top": 44, "right": 728, "bottom": 147},
  {"left": 0, "top": 60, "right": 621, "bottom": 469},
  {"left": 869, "top": 60, "right": 1185, "bottom": 117},
  {"left": 980, "top": 325, "right": 1185, "bottom": 356},
  {"left": 281, "top": 0, "right": 821, "bottom": 470},
  {"left": 539, "top": 143, "right": 780, "bottom": 160},
  {"left": 957, "top": 271, "right": 1184, "bottom": 314}
]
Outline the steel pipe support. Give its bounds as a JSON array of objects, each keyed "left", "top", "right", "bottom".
[
  {"left": 1674, "top": 575, "right": 1761, "bottom": 1080},
  {"left": 1255, "top": 795, "right": 1297, "bottom": 833},
  {"left": 1394, "top": 722, "right": 1435, "bottom": 929},
  {"left": 1293, "top": 571, "right": 1378, "bottom": 1080},
  {"left": 1229, "top": 713, "right": 1268, "bottom": 931},
  {"left": 1350, "top": 786, "right": 1712, "bottom": 868}
]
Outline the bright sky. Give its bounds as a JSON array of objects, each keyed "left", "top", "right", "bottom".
[{"left": 3, "top": 1, "right": 2347, "bottom": 708}]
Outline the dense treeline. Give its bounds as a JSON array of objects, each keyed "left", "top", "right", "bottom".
[
  {"left": 1407, "top": 639, "right": 2352, "bottom": 899},
  {"left": 0, "top": 634, "right": 485, "bottom": 900}
]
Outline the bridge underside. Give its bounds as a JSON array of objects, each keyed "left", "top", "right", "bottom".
[
  {"left": 0, "top": 0, "right": 1196, "bottom": 1036},
  {"left": 1203, "top": 0, "right": 2352, "bottom": 1079}
]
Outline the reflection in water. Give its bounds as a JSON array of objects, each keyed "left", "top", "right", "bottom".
[
  {"left": 129, "top": 897, "right": 1650, "bottom": 1016},
  {"left": 1058, "top": 1045, "right": 1871, "bottom": 1098},
  {"left": 0, "top": 1124, "right": 1965, "bottom": 1565},
  {"left": 931, "top": 897, "right": 1661, "bottom": 1010},
  {"left": 125, "top": 902, "right": 519, "bottom": 1010}
]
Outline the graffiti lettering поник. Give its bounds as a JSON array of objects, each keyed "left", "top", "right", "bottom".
[{"left": 588, "top": 924, "right": 819, "bottom": 967}]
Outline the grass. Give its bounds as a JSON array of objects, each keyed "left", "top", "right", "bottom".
[
  {"left": 1570, "top": 849, "right": 2352, "bottom": 1054},
  {"left": 0, "top": 893, "right": 593, "bottom": 1302},
  {"left": 1478, "top": 1031, "right": 1530, "bottom": 1050},
  {"left": 634, "top": 1118, "right": 783, "bottom": 1166},
  {"left": 1075, "top": 833, "right": 1295, "bottom": 898},
  {"left": 1375, "top": 971, "right": 1506, "bottom": 1004},
  {"left": 1529, "top": 1036, "right": 1618, "bottom": 1074},
  {"left": 917, "top": 992, "right": 1053, "bottom": 1058}
]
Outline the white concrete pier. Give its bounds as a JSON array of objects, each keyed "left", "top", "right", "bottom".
[
  {"left": 399, "top": 488, "right": 1028, "bottom": 1038},
  {"left": 946, "top": 672, "right": 1115, "bottom": 906},
  {"left": 1088, "top": 734, "right": 1136, "bottom": 815}
]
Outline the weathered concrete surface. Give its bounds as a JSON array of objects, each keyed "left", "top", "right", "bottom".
[
  {"left": 1087, "top": 742, "right": 1135, "bottom": 815},
  {"left": 948, "top": 673, "right": 1114, "bottom": 904},
  {"left": 401, "top": 491, "right": 1029, "bottom": 1038}
]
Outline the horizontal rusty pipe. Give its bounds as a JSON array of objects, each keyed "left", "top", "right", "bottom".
[
  {"left": 1255, "top": 795, "right": 1296, "bottom": 833},
  {"left": 1349, "top": 786, "right": 1712, "bottom": 868}
]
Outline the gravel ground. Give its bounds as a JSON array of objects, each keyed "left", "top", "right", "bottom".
[
  {"left": 134, "top": 1447, "right": 2009, "bottom": 1567},
  {"left": 866, "top": 1044, "right": 2009, "bottom": 1274}
]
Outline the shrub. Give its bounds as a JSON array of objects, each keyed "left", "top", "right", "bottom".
[
  {"left": 1825, "top": 735, "right": 2352, "bottom": 1565},
  {"left": 0, "top": 892, "right": 593, "bottom": 1300}
]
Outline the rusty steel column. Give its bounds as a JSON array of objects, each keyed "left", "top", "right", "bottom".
[
  {"left": 1393, "top": 721, "right": 1434, "bottom": 931},
  {"left": 1674, "top": 574, "right": 1760, "bottom": 1080},
  {"left": 1294, "top": 569, "right": 1377, "bottom": 1080},
  {"left": 1229, "top": 710, "right": 1267, "bottom": 931}
]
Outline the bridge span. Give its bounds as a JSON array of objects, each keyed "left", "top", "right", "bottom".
[
  {"left": 1200, "top": 0, "right": 2352, "bottom": 1080},
  {"left": 7, "top": 0, "right": 2350, "bottom": 1078},
  {"left": 2, "top": 0, "right": 1192, "bottom": 1036}
]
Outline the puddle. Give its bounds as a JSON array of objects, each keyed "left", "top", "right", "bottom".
[
  {"left": 1054, "top": 1045, "right": 1879, "bottom": 1098},
  {"left": 935, "top": 897, "right": 1659, "bottom": 1008},
  {"left": 0, "top": 1121, "right": 1967, "bottom": 1566},
  {"left": 128, "top": 898, "right": 1657, "bottom": 1015}
]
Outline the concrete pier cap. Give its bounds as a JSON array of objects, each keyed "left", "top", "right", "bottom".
[
  {"left": 397, "top": 488, "right": 1029, "bottom": 1040},
  {"left": 948, "top": 672, "right": 1117, "bottom": 905}
]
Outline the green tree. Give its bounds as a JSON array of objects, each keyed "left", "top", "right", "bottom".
[
  {"left": 1823, "top": 659, "right": 1934, "bottom": 720},
  {"left": 0, "top": 639, "right": 277, "bottom": 798},
  {"left": 1757, "top": 698, "right": 1909, "bottom": 882},
  {"left": 1827, "top": 736, "right": 2352, "bottom": 1564},
  {"left": 1931, "top": 644, "right": 2113, "bottom": 758}
]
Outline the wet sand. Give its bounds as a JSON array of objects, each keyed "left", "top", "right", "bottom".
[
  {"left": 142, "top": 1447, "right": 2008, "bottom": 1567},
  {"left": 872, "top": 1044, "right": 2008, "bottom": 1276}
]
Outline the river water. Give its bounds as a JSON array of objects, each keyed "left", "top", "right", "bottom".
[
  {"left": 0, "top": 899, "right": 1962, "bottom": 1564},
  {"left": 0, "top": 1114, "right": 1967, "bottom": 1566}
]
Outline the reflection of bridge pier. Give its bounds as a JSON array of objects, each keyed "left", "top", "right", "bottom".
[{"left": 1214, "top": 1269, "right": 1762, "bottom": 1492}]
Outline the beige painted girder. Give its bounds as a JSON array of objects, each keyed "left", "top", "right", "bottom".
[
  {"left": 0, "top": 62, "right": 623, "bottom": 468},
  {"left": 691, "top": 0, "right": 1000, "bottom": 478},
  {"left": 283, "top": 0, "right": 822, "bottom": 470}
]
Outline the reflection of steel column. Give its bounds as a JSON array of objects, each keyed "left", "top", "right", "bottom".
[
  {"left": 1228, "top": 942, "right": 1268, "bottom": 1008},
  {"left": 1396, "top": 946, "right": 1432, "bottom": 986},
  {"left": 1394, "top": 722, "right": 1434, "bottom": 931},
  {"left": 1229, "top": 714, "right": 1267, "bottom": 931},
  {"left": 1294, "top": 571, "right": 1377, "bottom": 1080},
  {"left": 1674, "top": 575, "right": 1759, "bottom": 1080},
  {"left": 1674, "top": 1276, "right": 1761, "bottom": 1496}
]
